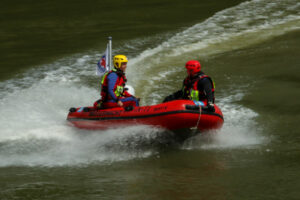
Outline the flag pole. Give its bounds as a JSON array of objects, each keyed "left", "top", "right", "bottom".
[{"left": 108, "top": 36, "right": 112, "bottom": 70}]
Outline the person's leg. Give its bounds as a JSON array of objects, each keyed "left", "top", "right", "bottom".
[
  {"left": 101, "top": 102, "right": 119, "bottom": 108},
  {"left": 120, "top": 97, "right": 139, "bottom": 107}
]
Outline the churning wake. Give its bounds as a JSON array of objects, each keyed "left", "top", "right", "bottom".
[
  {"left": 0, "top": 0, "right": 298, "bottom": 167},
  {"left": 127, "top": 0, "right": 300, "bottom": 103}
]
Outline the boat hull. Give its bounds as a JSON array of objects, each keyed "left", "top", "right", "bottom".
[{"left": 67, "top": 100, "right": 224, "bottom": 131}]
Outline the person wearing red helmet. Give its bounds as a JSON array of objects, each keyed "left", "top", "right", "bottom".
[{"left": 163, "top": 60, "right": 215, "bottom": 111}]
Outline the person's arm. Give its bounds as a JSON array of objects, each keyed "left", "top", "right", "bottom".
[
  {"left": 173, "top": 90, "right": 184, "bottom": 99},
  {"left": 163, "top": 80, "right": 185, "bottom": 102},
  {"left": 199, "top": 78, "right": 215, "bottom": 111},
  {"left": 202, "top": 78, "right": 214, "bottom": 104},
  {"left": 107, "top": 73, "right": 119, "bottom": 101}
]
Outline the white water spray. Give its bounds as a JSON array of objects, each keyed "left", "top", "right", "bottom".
[{"left": 1, "top": 0, "right": 297, "bottom": 167}]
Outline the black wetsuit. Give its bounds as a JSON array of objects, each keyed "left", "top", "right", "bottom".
[{"left": 163, "top": 71, "right": 214, "bottom": 105}]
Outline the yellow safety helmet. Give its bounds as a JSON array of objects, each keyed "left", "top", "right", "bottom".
[{"left": 113, "top": 55, "right": 128, "bottom": 69}]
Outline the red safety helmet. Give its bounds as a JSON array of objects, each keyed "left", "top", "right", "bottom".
[{"left": 185, "top": 60, "right": 201, "bottom": 76}]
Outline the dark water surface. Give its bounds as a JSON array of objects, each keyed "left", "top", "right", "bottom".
[
  {"left": 0, "top": 0, "right": 243, "bottom": 80},
  {"left": 1, "top": 0, "right": 300, "bottom": 199}
]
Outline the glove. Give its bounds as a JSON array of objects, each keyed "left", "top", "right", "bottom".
[
  {"left": 93, "top": 99, "right": 102, "bottom": 109},
  {"left": 163, "top": 95, "right": 174, "bottom": 103},
  {"left": 207, "top": 102, "right": 215, "bottom": 112},
  {"left": 134, "top": 96, "right": 141, "bottom": 102}
]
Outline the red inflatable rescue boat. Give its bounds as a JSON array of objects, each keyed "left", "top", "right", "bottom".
[{"left": 67, "top": 100, "right": 224, "bottom": 131}]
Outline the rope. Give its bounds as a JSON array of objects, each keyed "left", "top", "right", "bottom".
[{"left": 191, "top": 105, "right": 202, "bottom": 131}]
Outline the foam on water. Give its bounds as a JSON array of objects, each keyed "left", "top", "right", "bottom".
[
  {"left": 183, "top": 92, "right": 268, "bottom": 150},
  {"left": 0, "top": 125, "right": 171, "bottom": 167},
  {"left": 0, "top": 0, "right": 296, "bottom": 167},
  {"left": 0, "top": 69, "right": 173, "bottom": 167},
  {"left": 127, "top": 0, "right": 300, "bottom": 90}
]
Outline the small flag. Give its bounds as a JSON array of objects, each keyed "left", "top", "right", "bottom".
[{"left": 96, "top": 45, "right": 109, "bottom": 77}]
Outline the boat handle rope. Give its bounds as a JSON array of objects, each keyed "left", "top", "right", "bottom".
[{"left": 194, "top": 105, "right": 202, "bottom": 130}]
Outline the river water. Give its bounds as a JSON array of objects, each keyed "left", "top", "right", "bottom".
[{"left": 0, "top": 0, "right": 300, "bottom": 199}]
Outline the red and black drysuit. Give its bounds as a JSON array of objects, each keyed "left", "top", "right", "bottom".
[{"left": 94, "top": 69, "right": 139, "bottom": 109}]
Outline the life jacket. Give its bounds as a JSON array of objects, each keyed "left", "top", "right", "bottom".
[
  {"left": 100, "top": 69, "right": 127, "bottom": 101},
  {"left": 183, "top": 72, "right": 215, "bottom": 102}
]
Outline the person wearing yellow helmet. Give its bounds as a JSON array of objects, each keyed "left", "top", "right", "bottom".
[
  {"left": 94, "top": 55, "right": 139, "bottom": 109},
  {"left": 113, "top": 54, "right": 128, "bottom": 69}
]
